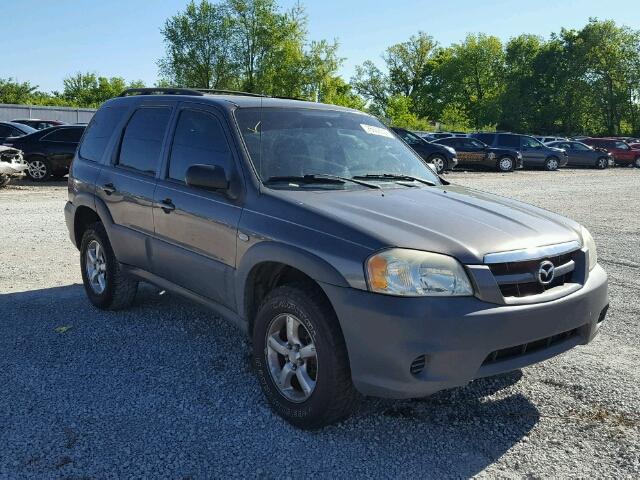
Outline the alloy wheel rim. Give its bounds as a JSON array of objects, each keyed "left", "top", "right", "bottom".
[
  {"left": 28, "top": 160, "right": 47, "bottom": 179},
  {"left": 432, "top": 157, "right": 445, "bottom": 173},
  {"left": 500, "top": 158, "right": 513, "bottom": 171},
  {"left": 265, "top": 313, "right": 317, "bottom": 403},
  {"left": 85, "top": 240, "right": 107, "bottom": 294},
  {"left": 548, "top": 159, "right": 558, "bottom": 170}
]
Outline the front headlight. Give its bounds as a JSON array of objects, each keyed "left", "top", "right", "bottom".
[
  {"left": 365, "top": 249, "right": 473, "bottom": 296},
  {"left": 581, "top": 226, "right": 598, "bottom": 271}
]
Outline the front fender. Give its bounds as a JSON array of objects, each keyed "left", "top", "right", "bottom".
[{"left": 235, "top": 241, "right": 351, "bottom": 320}]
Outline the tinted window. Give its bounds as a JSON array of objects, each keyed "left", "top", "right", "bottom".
[
  {"left": 395, "top": 129, "right": 421, "bottom": 146},
  {"left": 80, "top": 106, "right": 127, "bottom": 162},
  {"left": 615, "top": 141, "right": 629, "bottom": 150},
  {"left": 474, "top": 133, "right": 494, "bottom": 144},
  {"left": 0, "top": 125, "right": 12, "bottom": 137},
  {"left": 437, "top": 137, "right": 456, "bottom": 146},
  {"left": 168, "top": 109, "right": 231, "bottom": 183},
  {"left": 572, "top": 142, "right": 591, "bottom": 151},
  {"left": 497, "top": 134, "right": 520, "bottom": 148},
  {"left": 42, "top": 127, "right": 84, "bottom": 143},
  {"left": 522, "top": 136, "right": 543, "bottom": 149},
  {"left": 118, "top": 107, "right": 171, "bottom": 175}
]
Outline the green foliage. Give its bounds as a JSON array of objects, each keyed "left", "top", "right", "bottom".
[
  {"left": 384, "top": 95, "right": 431, "bottom": 130},
  {"left": 0, "top": 78, "right": 39, "bottom": 104},
  {"left": 62, "top": 73, "right": 145, "bottom": 107}
]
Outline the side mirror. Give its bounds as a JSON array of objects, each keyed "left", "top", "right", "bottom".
[{"left": 185, "top": 164, "right": 229, "bottom": 192}]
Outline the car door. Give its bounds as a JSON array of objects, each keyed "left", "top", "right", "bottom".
[
  {"left": 459, "top": 138, "right": 486, "bottom": 165},
  {"left": 613, "top": 141, "right": 633, "bottom": 162},
  {"left": 39, "top": 127, "right": 84, "bottom": 170},
  {"left": 151, "top": 104, "right": 243, "bottom": 309},
  {"left": 555, "top": 142, "right": 575, "bottom": 164},
  {"left": 95, "top": 104, "right": 173, "bottom": 271},
  {"left": 520, "top": 136, "right": 546, "bottom": 166},
  {"left": 568, "top": 142, "right": 591, "bottom": 166}
]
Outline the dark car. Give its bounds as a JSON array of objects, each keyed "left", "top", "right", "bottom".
[
  {"left": 0, "top": 121, "right": 37, "bottom": 143},
  {"left": 4, "top": 125, "right": 85, "bottom": 181},
  {"left": 472, "top": 133, "right": 568, "bottom": 170},
  {"left": 582, "top": 138, "right": 640, "bottom": 167},
  {"left": 434, "top": 137, "right": 522, "bottom": 172},
  {"left": 64, "top": 88, "right": 607, "bottom": 429},
  {"left": 391, "top": 127, "right": 457, "bottom": 173},
  {"left": 11, "top": 119, "right": 66, "bottom": 130},
  {"left": 546, "top": 141, "right": 612, "bottom": 169}
]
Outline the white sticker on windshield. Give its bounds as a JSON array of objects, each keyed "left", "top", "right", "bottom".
[{"left": 360, "top": 124, "right": 394, "bottom": 138}]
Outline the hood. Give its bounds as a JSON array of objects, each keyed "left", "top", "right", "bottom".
[{"left": 275, "top": 184, "right": 582, "bottom": 264}]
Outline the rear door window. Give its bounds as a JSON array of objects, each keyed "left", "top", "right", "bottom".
[
  {"left": 42, "top": 128, "right": 84, "bottom": 143},
  {"left": 80, "top": 106, "right": 128, "bottom": 162},
  {"left": 117, "top": 107, "right": 171, "bottom": 175},
  {"left": 497, "top": 134, "right": 520, "bottom": 148},
  {"left": 474, "top": 133, "right": 494, "bottom": 144},
  {"left": 167, "top": 109, "right": 232, "bottom": 183}
]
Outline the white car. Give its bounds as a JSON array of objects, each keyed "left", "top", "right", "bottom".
[{"left": 0, "top": 146, "right": 27, "bottom": 187}]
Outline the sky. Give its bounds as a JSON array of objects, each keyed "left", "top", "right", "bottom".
[{"left": 2, "top": 0, "right": 639, "bottom": 92}]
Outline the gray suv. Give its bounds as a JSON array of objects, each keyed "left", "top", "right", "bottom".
[
  {"left": 473, "top": 133, "right": 569, "bottom": 170},
  {"left": 64, "top": 88, "right": 609, "bottom": 429}
]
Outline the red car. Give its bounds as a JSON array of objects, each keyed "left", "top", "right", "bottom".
[{"left": 582, "top": 138, "right": 640, "bottom": 167}]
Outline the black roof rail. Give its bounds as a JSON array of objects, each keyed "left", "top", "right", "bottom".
[
  {"left": 194, "top": 88, "right": 267, "bottom": 97},
  {"left": 119, "top": 87, "right": 204, "bottom": 97}
]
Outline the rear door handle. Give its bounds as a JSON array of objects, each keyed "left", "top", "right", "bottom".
[
  {"left": 102, "top": 183, "right": 116, "bottom": 195},
  {"left": 160, "top": 198, "right": 175, "bottom": 213}
]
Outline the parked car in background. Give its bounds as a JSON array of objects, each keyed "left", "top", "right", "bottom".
[
  {"left": 11, "top": 119, "right": 66, "bottom": 130},
  {"left": 472, "top": 133, "right": 568, "bottom": 170},
  {"left": 0, "top": 121, "right": 37, "bottom": 143},
  {"left": 582, "top": 138, "right": 640, "bottom": 167},
  {"left": 0, "top": 145, "right": 27, "bottom": 188},
  {"left": 414, "top": 131, "right": 437, "bottom": 141},
  {"left": 434, "top": 137, "right": 522, "bottom": 172},
  {"left": 64, "top": 88, "right": 608, "bottom": 428},
  {"left": 391, "top": 127, "right": 458, "bottom": 173},
  {"left": 546, "top": 141, "right": 612, "bottom": 169},
  {"left": 429, "top": 132, "right": 456, "bottom": 140},
  {"left": 3, "top": 125, "right": 85, "bottom": 181}
]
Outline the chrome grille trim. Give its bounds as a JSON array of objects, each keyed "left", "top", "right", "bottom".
[
  {"left": 493, "top": 259, "right": 575, "bottom": 285},
  {"left": 483, "top": 240, "right": 581, "bottom": 264}
]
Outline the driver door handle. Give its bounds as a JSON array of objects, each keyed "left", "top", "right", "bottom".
[{"left": 160, "top": 198, "right": 175, "bottom": 213}]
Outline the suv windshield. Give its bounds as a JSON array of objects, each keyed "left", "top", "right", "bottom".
[{"left": 235, "top": 107, "right": 439, "bottom": 188}]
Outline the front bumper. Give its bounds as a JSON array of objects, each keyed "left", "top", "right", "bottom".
[{"left": 322, "top": 264, "right": 608, "bottom": 398}]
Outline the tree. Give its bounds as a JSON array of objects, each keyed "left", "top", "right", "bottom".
[
  {"left": 383, "top": 94, "right": 430, "bottom": 130},
  {"left": 0, "top": 78, "right": 39, "bottom": 104},
  {"left": 62, "top": 73, "right": 145, "bottom": 107},
  {"left": 159, "top": 0, "right": 237, "bottom": 89}
]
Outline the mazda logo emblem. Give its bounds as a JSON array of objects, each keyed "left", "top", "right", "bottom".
[{"left": 538, "top": 260, "right": 555, "bottom": 285}]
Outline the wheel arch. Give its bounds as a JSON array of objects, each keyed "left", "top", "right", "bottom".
[
  {"left": 72, "top": 194, "right": 116, "bottom": 247},
  {"left": 236, "top": 242, "right": 350, "bottom": 332}
]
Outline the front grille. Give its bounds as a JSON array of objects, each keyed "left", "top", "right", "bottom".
[
  {"left": 410, "top": 355, "right": 427, "bottom": 375},
  {"left": 488, "top": 250, "right": 578, "bottom": 298},
  {"left": 482, "top": 328, "right": 579, "bottom": 365}
]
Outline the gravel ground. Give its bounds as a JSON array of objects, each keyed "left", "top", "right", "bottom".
[{"left": 0, "top": 169, "right": 639, "bottom": 479}]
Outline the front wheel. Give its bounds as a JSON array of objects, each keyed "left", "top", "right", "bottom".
[
  {"left": 26, "top": 157, "right": 51, "bottom": 181},
  {"left": 497, "top": 156, "right": 514, "bottom": 172},
  {"left": 544, "top": 157, "right": 559, "bottom": 171},
  {"left": 595, "top": 157, "right": 608, "bottom": 169},
  {"left": 635, "top": 157, "right": 640, "bottom": 168},
  {"left": 0, "top": 174, "right": 10, "bottom": 188},
  {"left": 429, "top": 155, "right": 447, "bottom": 174},
  {"left": 252, "top": 285, "right": 359, "bottom": 429}
]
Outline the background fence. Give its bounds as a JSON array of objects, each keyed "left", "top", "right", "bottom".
[{"left": 0, "top": 104, "right": 96, "bottom": 124}]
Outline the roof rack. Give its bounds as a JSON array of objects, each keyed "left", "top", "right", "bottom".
[
  {"left": 119, "top": 87, "right": 271, "bottom": 98},
  {"left": 119, "top": 87, "right": 204, "bottom": 97}
]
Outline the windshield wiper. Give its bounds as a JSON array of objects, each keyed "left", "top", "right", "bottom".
[
  {"left": 352, "top": 173, "right": 437, "bottom": 187},
  {"left": 264, "top": 174, "right": 381, "bottom": 190}
]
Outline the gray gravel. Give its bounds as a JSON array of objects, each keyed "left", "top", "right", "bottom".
[{"left": 1, "top": 170, "right": 639, "bottom": 479}]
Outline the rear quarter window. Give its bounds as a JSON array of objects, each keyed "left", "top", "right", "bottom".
[{"left": 79, "top": 106, "right": 127, "bottom": 162}]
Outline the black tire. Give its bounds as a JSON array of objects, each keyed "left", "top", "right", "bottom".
[
  {"left": 80, "top": 222, "right": 138, "bottom": 310},
  {"left": 26, "top": 157, "right": 52, "bottom": 182},
  {"left": 595, "top": 157, "right": 608, "bottom": 170},
  {"left": 497, "top": 156, "right": 514, "bottom": 172},
  {"left": 544, "top": 157, "right": 560, "bottom": 171},
  {"left": 252, "top": 285, "right": 359, "bottom": 429},
  {"left": 634, "top": 156, "right": 640, "bottom": 168},
  {"left": 428, "top": 155, "right": 447, "bottom": 174},
  {"left": 0, "top": 174, "right": 10, "bottom": 188}
]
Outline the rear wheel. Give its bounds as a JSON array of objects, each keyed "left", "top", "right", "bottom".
[
  {"left": 544, "top": 157, "right": 559, "bottom": 171},
  {"left": 252, "top": 285, "right": 359, "bottom": 429},
  {"left": 429, "top": 155, "right": 447, "bottom": 174},
  {"left": 595, "top": 157, "right": 608, "bottom": 169},
  {"left": 26, "top": 157, "right": 51, "bottom": 181},
  {"left": 0, "top": 174, "right": 10, "bottom": 188},
  {"left": 497, "top": 156, "right": 514, "bottom": 172},
  {"left": 80, "top": 222, "right": 138, "bottom": 310},
  {"left": 635, "top": 157, "right": 640, "bottom": 168}
]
